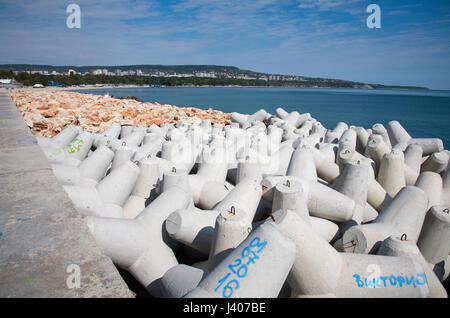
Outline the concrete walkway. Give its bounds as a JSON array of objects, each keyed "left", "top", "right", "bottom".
[{"left": 0, "top": 89, "right": 134, "bottom": 297}]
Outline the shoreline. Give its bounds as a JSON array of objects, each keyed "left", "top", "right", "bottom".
[{"left": 7, "top": 84, "right": 432, "bottom": 92}]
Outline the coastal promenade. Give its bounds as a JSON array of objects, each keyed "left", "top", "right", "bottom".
[{"left": 0, "top": 89, "right": 133, "bottom": 297}]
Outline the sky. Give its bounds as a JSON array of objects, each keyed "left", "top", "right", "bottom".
[{"left": 0, "top": 0, "right": 449, "bottom": 89}]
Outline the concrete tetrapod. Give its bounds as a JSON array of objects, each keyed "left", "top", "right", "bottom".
[
  {"left": 37, "top": 124, "right": 81, "bottom": 149},
  {"left": 336, "top": 129, "right": 357, "bottom": 166},
  {"left": 421, "top": 151, "right": 449, "bottom": 174},
  {"left": 271, "top": 209, "right": 429, "bottom": 298},
  {"left": 33, "top": 110, "right": 449, "bottom": 298},
  {"left": 106, "top": 129, "right": 146, "bottom": 151},
  {"left": 166, "top": 208, "right": 221, "bottom": 257},
  {"left": 304, "top": 182, "right": 355, "bottom": 222},
  {"left": 342, "top": 186, "right": 429, "bottom": 254},
  {"left": 385, "top": 120, "right": 444, "bottom": 156},
  {"left": 273, "top": 178, "right": 339, "bottom": 241},
  {"left": 335, "top": 144, "right": 360, "bottom": 175},
  {"left": 120, "top": 125, "right": 133, "bottom": 139},
  {"left": 123, "top": 157, "right": 161, "bottom": 218},
  {"left": 231, "top": 110, "right": 266, "bottom": 128},
  {"left": 51, "top": 145, "right": 115, "bottom": 187},
  {"left": 86, "top": 185, "right": 192, "bottom": 297},
  {"left": 133, "top": 133, "right": 166, "bottom": 160},
  {"left": 415, "top": 172, "right": 443, "bottom": 209},
  {"left": 161, "top": 139, "right": 198, "bottom": 173},
  {"left": 272, "top": 179, "right": 310, "bottom": 223},
  {"left": 187, "top": 150, "right": 231, "bottom": 210},
  {"left": 92, "top": 123, "right": 122, "bottom": 149},
  {"left": 417, "top": 205, "right": 450, "bottom": 282},
  {"left": 372, "top": 123, "right": 392, "bottom": 151},
  {"left": 385, "top": 120, "right": 412, "bottom": 146},
  {"left": 331, "top": 162, "right": 369, "bottom": 250},
  {"left": 318, "top": 142, "right": 337, "bottom": 162},
  {"left": 355, "top": 126, "right": 370, "bottom": 154},
  {"left": 185, "top": 222, "right": 297, "bottom": 298},
  {"left": 442, "top": 168, "right": 450, "bottom": 205},
  {"left": 286, "top": 147, "right": 355, "bottom": 222},
  {"left": 159, "top": 167, "right": 192, "bottom": 195},
  {"left": 311, "top": 148, "right": 339, "bottom": 183},
  {"left": 63, "top": 161, "right": 140, "bottom": 218},
  {"left": 377, "top": 236, "right": 447, "bottom": 298},
  {"left": 207, "top": 207, "right": 253, "bottom": 270},
  {"left": 404, "top": 144, "right": 423, "bottom": 185},
  {"left": 46, "top": 131, "right": 94, "bottom": 166},
  {"left": 356, "top": 156, "right": 391, "bottom": 212},
  {"left": 43, "top": 130, "right": 94, "bottom": 166},
  {"left": 410, "top": 138, "right": 444, "bottom": 156},
  {"left": 332, "top": 162, "right": 368, "bottom": 225},
  {"left": 110, "top": 145, "right": 136, "bottom": 170},
  {"left": 366, "top": 134, "right": 390, "bottom": 175},
  {"left": 275, "top": 107, "right": 289, "bottom": 119},
  {"left": 165, "top": 178, "right": 261, "bottom": 258},
  {"left": 261, "top": 174, "right": 354, "bottom": 223},
  {"left": 159, "top": 264, "right": 206, "bottom": 298},
  {"left": 376, "top": 149, "right": 406, "bottom": 198},
  {"left": 325, "top": 122, "right": 348, "bottom": 143},
  {"left": 269, "top": 144, "right": 295, "bottom": 176},
  {"left": 212, "top": 178, "right": 262, "bottom": 224},
  {"left": 309, "top": 145, "right": 340, "bottom": 184},
  {"left": 236, "top": 160, "right": 263, "bottom": 184}
]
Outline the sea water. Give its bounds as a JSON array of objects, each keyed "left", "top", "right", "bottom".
[{"left": 73, "top": 87, "right": 450, "bottom": 148}]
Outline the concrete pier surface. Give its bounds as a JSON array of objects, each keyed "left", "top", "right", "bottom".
[{"left": 0, "top": 89, "right": 133, "bottom": 297}]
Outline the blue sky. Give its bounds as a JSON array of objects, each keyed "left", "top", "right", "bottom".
[{"left": 0, "top": 0, "right": 449, "bottom": 89}]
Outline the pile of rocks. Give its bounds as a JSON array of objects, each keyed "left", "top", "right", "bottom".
[
  {"left": 10, "top": 90, "right": 231, "bottom": 137},
  {"left": 35, "top": 106, "right": 449, "bottom": 298}
]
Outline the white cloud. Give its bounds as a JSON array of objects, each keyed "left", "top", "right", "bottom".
[{"left": 297, "top": 0, "right": 364, "bottom": 12}]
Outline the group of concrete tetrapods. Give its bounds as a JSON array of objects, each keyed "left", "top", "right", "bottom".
[{"left": 36, "top": 107, "right": 450, "bottom": 298}]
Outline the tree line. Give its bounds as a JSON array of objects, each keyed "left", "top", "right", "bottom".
[{"left": 0, "top": 70, "right": 427, "bottom": 90}]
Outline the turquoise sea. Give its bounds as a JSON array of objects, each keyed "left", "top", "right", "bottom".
[{"left": 73, "top": 87, "right": 450, "bottom": 148}]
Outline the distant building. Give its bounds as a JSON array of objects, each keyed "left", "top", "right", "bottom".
[
  {"left": 92, "top": 69, "right": 103, "bottom": 75},
  {"left": 195, "top": 72, "right": 216, "bottom": 78},
  {"left": 237, "top": 75, "right": 257, "bottom": 80},
  {"left": 0, "top": 79, "right": 22, "bottom": 88},
  {"left": 67, "top": 69, "right": 77, "bottom": 75}
]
